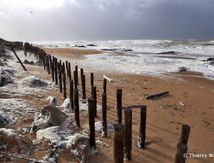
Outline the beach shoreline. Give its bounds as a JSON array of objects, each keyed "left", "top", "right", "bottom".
[
  {"left": 41, "top": 47, "right": 214, "bottom": 162},
  {"left": 0, "top": 44, "right": 213, "bottom": 162}
]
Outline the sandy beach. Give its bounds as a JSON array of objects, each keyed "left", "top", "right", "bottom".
[
  {"left": 43, "top": 47, "right": 214, "bottom": 163},
  {"left": 0, "top": 44, "right": 213, "bottom": 163}
]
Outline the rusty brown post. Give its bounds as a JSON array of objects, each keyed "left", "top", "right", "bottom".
[
  {"left": 47, "top": 58, "right": 50, "bottom": 74},
  {"left": 54, "top": 58, "right": 58, "bottom": 85},
  {"left": 44, "top": 54, "right": 47, "bottom": 70},
  {"left": 124, "top": 108, "right": 132, "bottom": 160},
  {"left": 68, "top": 62, "right": 71, "bottom": 80},
  {"left": 102, "top": 78, "right": 107, "bottom": 137},
  {"left": 40, "top": 50, "right": 44, "bottom": 66},
  {"left": 175, "top": 143, "right": 188, "bottom": 163},
  {"left": 43, "top": 53, "right": 46, "bottom": 70},
  {"left": 63, "top": 63, "right": 66, "bottom": 99},
  {"left": 174, "top": 124, "right": 191, "bottom": 163},
  {"left": 82, "top": 75, "right": 86, "bottom": 100},
  {"left": 88, "top": 96, "right": 96, "bottom": 149},
  {"left": 74, "top": 87, "right": 80, "bottom": 127},
  {"left": 75, "top": 65, "right": 78, "bottom": 85},
  {"left": 179, "top": 124, "right": 191, "bottom": 145},
  {"left": 73, "top": 70, "right": 78, "bottom": 89},
  {"left": 80, "top": 68, "right": 84, "bottom": 79},
  {"left": 92, "top": 86, "right": 97, "bottom": 117},
  {"left": 69, "top": 80, "right": 74, "bottom": 110},
  {"left": 90, "top": 73, "right": 94, "bottom": 93},
  {"left": 137, "top": 105, "right": 147, "bottom": 149},
  {"left": 116, "top": 89, "right": 122, "bottom": 123},
  {"left": 113, "top": 123, "right": 124, "bottom": 163},
  {"left": 49, "top": 55, "right": 54, "bottom": 82},
  {"left": 58, "top": 62, "right": 62, "bottom": 93},
  {"left": 102, "top": 91, "right": 107, "bottom": 137},
  {"left": 103, "top": 78, "right": 107, "bottom": 94},
  {"left": 80, "top": 68, "right": 85, "bottom": 99},
  {"left": 46, "top": 56, "right": 50, "bottom": 74},
  {"left": 66, "top": 61, "right": 69, "bottom": 75}
]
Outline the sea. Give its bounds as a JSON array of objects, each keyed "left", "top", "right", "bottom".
[{"left": 36, "top": 40, "right": 214, "bottom": 80}]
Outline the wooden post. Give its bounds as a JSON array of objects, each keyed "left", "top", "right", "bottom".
[
  {"left": 68, "top": 62, "right": 71, "bottom": 80},
  {"left": 63, "top": 63, "right": 66, "bottom": 99},
  {"left": 46, "top": 56, "right": 50, "bottom": 74},
  {"left": 174, "top": 124, "right": 191, "bottom": 163},
  {"left": 175, "top": 143, "right": 188, "bottom": 163},
  {"left": 50, "top": 56, "right": 54, "bottom": 82},
  {"left": 48, "top": 57, "right": 50, "bottom": 74},
  {"left": 102, "top": 92, "right": 107, "bottom": 137},
  {"left": 54, "top": 58, "right": 58, "bottom": 85},
  {"left": 74, "top": 88, "right": 80, "bottom": 127},
  {"left": 43, "top": 53, "right": 46, "bottom": 70},
  {"left": 80, "top": 68, "right": 85, "bottom": 99},
  {"left": 103, "top": 78, "right": 107, "bottom": 94},
  {"left": 59, "top": 62, "right": 62, "bottom": 93},
  {"left": 66, "top": 61, "right": 69, "bottom": 75},
  {"left": 88, "top": 96, "right": 96, "bottom": 149},
  {"left": 69, "top": 80, "right": 74, "bottom": 110},
  {"left": 45, "top": 54, "right": 47, "bottom": 70},
  {"left": 92, "top": 86, "right": 97, "bottom": 117},
  {"left": 113, "top": 123, "right": 124, "bottom": 163},
  {"left": 137, "top": 105, "right": 147, "bottom": 149},
  {"left": 75, "top": 65, "right": 78, "bottom": 85},
  {"left": 11, "top": 48, "right": 27, "bottom": 71},
  {"left": 90, "top": 73, "right": 94, "bottom": 93},
  {"left": 102, "top": 78, "right": 107, "bottom": 137},
  {"left": 80, "top": 68, "right": 84, "bottom": 79},
  {"left": 73, "top": 70, "right": 78, "bottom": 89},
  {"left": 82, "top": 75, "right": 86, "bottom": 100},
  {"left": 124, "top": 108, "right": 132, "bottom": 161},
  {"left": 179, "top": 124, "right": 191, "bottom": 145},
  {"left": 116, "top": 89, "right": 122, "bottom": 123},
  {"left": 44, "top": 53, "right": 47, "bottom": 70}
]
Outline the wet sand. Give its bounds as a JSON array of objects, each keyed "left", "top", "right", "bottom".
[{"left": 42, "top": 47, "right": 103, "bottom": 59}]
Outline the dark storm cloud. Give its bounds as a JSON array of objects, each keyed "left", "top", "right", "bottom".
[{"left": 0, "top": 0, "right": 214, "bottom": 41}]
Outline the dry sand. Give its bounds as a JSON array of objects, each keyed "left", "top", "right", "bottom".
[{"left": 2, "top": 47, "right": 214, "bottom": 163}]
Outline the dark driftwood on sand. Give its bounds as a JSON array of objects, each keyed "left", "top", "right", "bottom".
[{"left": 146, "top": 91, "right": 169, "bottom": 100}]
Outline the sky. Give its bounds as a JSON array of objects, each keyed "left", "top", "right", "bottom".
[{"left": 0, "top": 0, "right": 214, "bottom": 41}]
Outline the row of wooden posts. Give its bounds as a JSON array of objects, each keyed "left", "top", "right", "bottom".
[{"left": 21, "top": 43, "right": 191, "bottom": 163}]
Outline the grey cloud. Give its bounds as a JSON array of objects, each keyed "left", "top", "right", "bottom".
[{"left": 0, "top": 0, "right": 214, "bottom": 41}]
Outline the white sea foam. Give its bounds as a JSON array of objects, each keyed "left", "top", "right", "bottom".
[{"left": 36, "top": 40, "right": 214, "bottom": 79}]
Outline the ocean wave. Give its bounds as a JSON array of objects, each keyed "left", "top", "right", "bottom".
[{"left": 36, "top": 39, "right": 214, "bottom": 79}]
